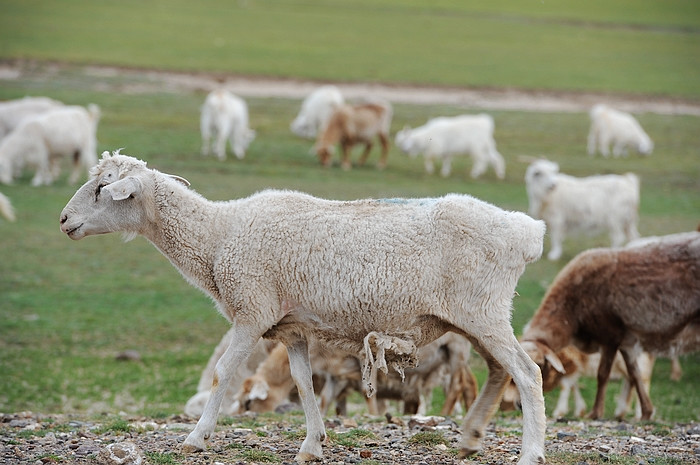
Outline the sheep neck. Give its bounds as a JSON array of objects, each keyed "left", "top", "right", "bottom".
[{"left": 145, "top": 177, "right": 229, "bottom": 301}]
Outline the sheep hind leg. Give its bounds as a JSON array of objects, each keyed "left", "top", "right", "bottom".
[
  {"left": 183, "top": 327, "right": 261, "bottom": 453},
  {"left": 461, "top": 330, "right": 546, "bottom": 465},
  {"left": 286, "top": 339, "right": 325, "bottom": 463},
  {"left": 620, "top": 347, "right": 655, "bottom": 420}
]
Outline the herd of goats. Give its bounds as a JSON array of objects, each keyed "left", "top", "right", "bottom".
[{"left": 3, "top": 85, "right": 699, "bottom": 464}]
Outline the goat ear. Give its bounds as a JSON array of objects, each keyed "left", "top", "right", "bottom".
[
  {"left": 104, "top": 176, "right": 142, "bottom": 201},
  {"left": 168, "top": 174, "right": 190, "bottom": 187},
  {"left": 541, "top": 345, "right": 566, "bottom": 374},
  {"left": 248, "top": 380, "right": 270, "bottom": 401}
]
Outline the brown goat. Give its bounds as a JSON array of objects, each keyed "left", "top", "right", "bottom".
[
  {"left": 315, "top": 102, "right": 392, "bottom": 170},
  {"left": 233, "top": 333, "right": 478, "bottom": 417},
  {"left": 520, "top": 231, "right": 699, "bottom": 420}
]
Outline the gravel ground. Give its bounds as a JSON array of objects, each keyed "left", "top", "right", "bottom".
[{"left": 2, "top": 410, "right": 698, "bottom": 465}]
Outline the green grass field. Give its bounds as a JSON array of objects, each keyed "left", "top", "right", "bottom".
[
  {"left": 0, "top": 1, "right": 698, "bottom": 424},
  {"left": 1, "top": 0, "right": 699, "bottom": 98}
]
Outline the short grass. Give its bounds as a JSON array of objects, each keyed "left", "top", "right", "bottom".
[
  {"left": 1, "top": 0, "right": 699, "bottom": 98},
  {"left": 0, "top": 67, "right": 698, "bottom": 423}
]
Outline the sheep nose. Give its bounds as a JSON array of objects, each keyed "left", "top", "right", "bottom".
[{"left": 60, "top": 213, "right": 67, "bottom": 225}]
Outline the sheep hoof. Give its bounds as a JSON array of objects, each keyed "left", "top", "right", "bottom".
[
  {"left": 182, "top": 436, "right": 206, "bottom": 453},
  {"left": 295, "top": 451, "right": 322, "bottom": 463}
]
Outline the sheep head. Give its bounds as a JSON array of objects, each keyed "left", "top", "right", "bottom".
[{"left": 59, "top": 150, "right": 189, "bottom": 241}]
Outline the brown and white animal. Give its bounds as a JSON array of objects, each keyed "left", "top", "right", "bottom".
[
  {"left": 60, "top": 151, "right": 547, "bottom": 464},
  {"left": 525, "top": 159, "right": 640, "bottom": 261},
  {"left": 0, "top": 104, "right": 100, "bottom": 186},
  {"left": 315, "top": 101, "right": 392, "bottom": 170},
  {"left": 233, "top": 333, "right": 478, "bottom": 417},
  {"left": 184, "top": 328, "right": 275, "bottom": 418},
  {"left": 501, "top": 344, "right": 655, "bottom": 419},
  {"left": 588, "top": 104, "right": 653, "bottom": 157},
  {"left": 290, "top": 85, "right": 344, "bottom": 139},
  {"left": 517, "top": 231, "right": 700, "bottom": 420},
  {"left": 200, "top": 90, "right": 255, "bottom": 160},
  {"left": 395, "top": 114, "right": 505, "bottom": 179},
  {"left": 0, "top": 96, "right": 64, "bottom": 141}
]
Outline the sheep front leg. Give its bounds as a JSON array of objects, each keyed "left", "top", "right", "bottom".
[
  {"left": 183, "top": 327, "right": 260, "bottom": 453},
  {"left": 286, "top": 340, "right": 326, "bottom": 463},
  {"left": 589, "top": 346, "right": 617, "bottom": 419}
]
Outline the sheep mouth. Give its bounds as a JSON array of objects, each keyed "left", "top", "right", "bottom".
[{"left": 65, "top": 223, "right": 83, "bottom": 237}]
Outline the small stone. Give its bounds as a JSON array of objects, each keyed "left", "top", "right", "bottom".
[
  {"left": 98, "top": 441, "right": 143, "bottom": 465},
  {"left": 557, "top": 432, "right": 577, "bottom": 442},
  {"left": 342, "top": 418, "right": 357, "bottom": 428},
  {"left": 359, "top": 449, "right": 372, "bottom": 458}
]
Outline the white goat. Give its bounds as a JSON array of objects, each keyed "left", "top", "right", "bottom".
[
  {"left": 395, "top": 114, "right": 505, "bottom": 179},
  {"left": 200, "top": 90, "right": 255, "bottom": 160},
  {"left": 0, "top": 104, "right": 100, "bottom": 186},
  {"left": 290, "top": 85, "right": 344, "bottom": 139},
  {"left": 60, "top": 150, "right": 547, "bottom": 465},
  {"left": 518, "top": 231, "right": 700, "bottom": 420},
  {"left": 587, "top": 104, "right": 653, "bottom": 157},
  {"left": 0, "top": 96, "right": 64, "bottom": 141},
  {"left": 0, "top": 192, "right": 15, "bottom": 222},
  {"left": 525, "top": 159, "right": 640, "bottom": 261}
]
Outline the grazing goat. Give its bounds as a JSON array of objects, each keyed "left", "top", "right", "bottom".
[
  {"left": 525, "top": 159, "right": 640, "bottom": 261},
  {"left": 395, "top": 114, "right": 505, "bottom": 179},
  {"left": 290, "top": 85, "right": 344, "bottom": 139},
  {"left": 200, "top": 90, "right": 255, "bottom": 160},
  {"left": 0, "top": 96, "right": 64, "bottom": 141},
  {"left": 232, "top": 333, "right": 478, "bottom": 417},
  {"left": 60, "top": 150, "right": 547, "bottom": 464},
  {"left": 0, "top": 192, "right": 15, "bottom": 222},
  {"left": 501, "top": 344, "right": 655, "bottom": 419},
  {"left": 588, "top": 104, "right": 653, "bottom": 157},
  {"left": 517, "top": 231, "right": 700, "bottom": 420},
  {"left": 315, "top": 101, "right": 392, "bottom": 170},
  {"left": 0, "top": 104, "right": 100, "bottom": 186}
]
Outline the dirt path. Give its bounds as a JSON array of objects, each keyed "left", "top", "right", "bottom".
[{"left": 3, "top": 60, "right": 700, "bottom": 115}]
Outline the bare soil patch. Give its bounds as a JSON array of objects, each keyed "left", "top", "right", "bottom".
[{"left": 3, "top": 59, "right": 700, "bottom": 115}]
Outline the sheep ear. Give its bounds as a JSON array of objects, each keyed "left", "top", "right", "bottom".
[
  {"left": 541, "top": 345, "right": 566, "bottom": 374},
  {"left": 168, "top": 174, "right": 190, "bottom": 187},
  {"left": 104, "top": 176, "right": 142, "bottom": 201}
]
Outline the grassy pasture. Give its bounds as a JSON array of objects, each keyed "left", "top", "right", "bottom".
[
  {"left": 1, "top": 0, "right": 699, "bottom": 98},
  {"left": 0, "top": 66, "right": 698, "bottom": 422}
]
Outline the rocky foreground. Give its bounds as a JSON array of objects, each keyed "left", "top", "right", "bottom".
[{"left": 1, "top": 411, "right": 698, "bottom": 465}]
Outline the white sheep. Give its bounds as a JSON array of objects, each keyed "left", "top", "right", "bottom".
[
  {"left": 0, "top": 192, "right": 15, "bottom": 222},
  {"left": 0, "top": 104, "right": 100, "bottom": 186},
  {"left": 290, "top": 85, "right": 344, "bottom": 139},
  {"left": 60, "top": 150, "right": 547, "bottom": 465},
  {"left": 200, "top": 90, "right": 255, "bottom": 160},
  {"left": 0, "top": 96, "right": 64, "bottom": 141},
  {"left": 587, "top": 104, "right": 653, "bottom": 157},
  {"left": 525, "top": 159, "right": 640, "bottom": 261},
  {"left": 395, "top": 114, "right": 505, "bottom": 179}
]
